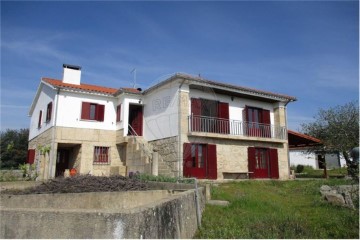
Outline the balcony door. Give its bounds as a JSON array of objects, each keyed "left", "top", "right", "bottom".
[
  {"left": 248, "top": 147, "right": 279, "bottom": 179},
  {"left": 244, "top": 106, "right": 271, "bottom": 138}
]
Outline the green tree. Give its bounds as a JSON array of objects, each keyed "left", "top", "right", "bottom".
[
  {"left": 0, "top": 128, "right": 29, "bottom": 169},
  {"left": 301, "top": 101, "right": 359, "bottom": 179}
]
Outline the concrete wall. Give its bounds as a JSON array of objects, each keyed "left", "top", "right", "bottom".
[{"left": 0, "top": 188, "right": 205, "bottom": 239}]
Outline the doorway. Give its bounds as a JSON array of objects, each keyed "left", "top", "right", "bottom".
[
  {"left": 128, "top": 104, "right": 143, "bottom": 136},
  {"left": 56, "top": 149, "right": 69, "bottom": 177}
]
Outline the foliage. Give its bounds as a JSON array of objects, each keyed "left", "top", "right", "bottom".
[
  {"left": 0, "top": 129, "right": 29, "bottom": 169},
  {"left": 301, "top": 101, "right": 359, "bottom": 179},
  {"left": 195, "top": 180, "right": 358, "bottom": 239},
  {"left": 295, "top": 164, "right": 304, "bottom": 173}
]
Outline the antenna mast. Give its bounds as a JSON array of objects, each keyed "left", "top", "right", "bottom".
[{"left": 131, "top": 68, "right": 137, "bottom": 88}]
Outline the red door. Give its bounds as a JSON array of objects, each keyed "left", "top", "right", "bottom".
[
  {"left": 129, "top": 105, "right": 143, "bottom": 136},
  {"left": 183, "top": 143, "right": 217, "bottom": 179},
  {"left": 248, "top": 147, "right": 270, "bottom": 178}
]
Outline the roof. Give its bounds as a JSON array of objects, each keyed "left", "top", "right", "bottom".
[
  {"left": 288, "top": 130, "right": 322, "bottom": 149},
  {"left": 144, "top": 73, "right": 297, "bottom": 102},
  {"left": 42, "top": 78, "right": 140, "bottom": 95}
]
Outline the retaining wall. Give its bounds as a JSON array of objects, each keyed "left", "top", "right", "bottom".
[{"left": 0, "top": 187, "right": 205, "bottom": 239}]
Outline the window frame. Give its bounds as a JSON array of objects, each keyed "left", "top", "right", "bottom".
[
  {"left": 93, "top": 146, "right": 110, "bottom": 164},
  {"left": 38, "top": 110, "right": 43, "bottom": 128},
  {"left": 46, "top": 102, "right": 53, "bottom": 123},
  {"left": 116, "top": 104, "right": 121, "bottom": 122},
  {"left": 81, "top": 102, "right": 105, "bottom": 122}
]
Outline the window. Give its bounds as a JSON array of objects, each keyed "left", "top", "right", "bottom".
[
  {"left": 46, "top": 102, "right": 53, "bottom": 122},
  {"left": 81, "top": 102, "right": 105, "bottom": 121},
  {"left": 38, "top": 110, "right": 42, "bottom": 128},
  {"left": 191, "top": 98, "right": 229, "bottom": 134},
  {"left": 93, "top": 146, "right": 110, "bottom": 164},
  {"left": 116, "top": 104, "right": 121, "bottom": 122}
]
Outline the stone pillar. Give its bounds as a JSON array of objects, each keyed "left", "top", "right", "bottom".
[
  {"left": 273, "top": 102, "right": 286, "bottom": 127},
  {"left": 179, "top": 90, "right": 190, "bottom": 177},
  {"left": 152, "top": 152, "right": 159, "bottom": 176}
]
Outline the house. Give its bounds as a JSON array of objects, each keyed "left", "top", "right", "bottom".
[
  {"left": 288, "top": 130, "right": 345, "bottom": 169},
  {"left": 27, "top": 64, "right": 297, "bottom": 180}
]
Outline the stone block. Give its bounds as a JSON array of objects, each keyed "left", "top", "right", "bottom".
[{"left": 325, "top": 193, "right": 346, "bottom": 206}]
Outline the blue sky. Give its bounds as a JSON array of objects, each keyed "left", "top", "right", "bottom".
[{"left": 1, "top": 1, "right": 358, "bottom": 131}]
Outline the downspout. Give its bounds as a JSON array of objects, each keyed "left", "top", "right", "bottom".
[
  {"left": 178, "top": 78, "right": 186, "bottom": 178},
  {"left": 49, "top": 88, "right": 60, "bottom": 178}
]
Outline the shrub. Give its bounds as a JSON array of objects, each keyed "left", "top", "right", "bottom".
[{"left": 296, "top": 165, "right": 305, "bottom": 173}]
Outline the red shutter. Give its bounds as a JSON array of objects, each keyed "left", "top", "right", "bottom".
[
  {"left": 218, "top": 102, "right": 229, "bottom": 134},
  {"left": 243, "top": 106, "right": 248, "bottom": 136},
  {"left": 97, "top": 104, "right": 105, "bottom": 122},
  {"left": 38, "top": 110, "right": 42, "bottom": 128},
  {"left": 81, "top": 102, "right": 90, "bottom": 120},
  {"left": 27, "top": 149, "right": 35, "bottom": 164},
  {"left": 46, "top": 102, "right": 53, "bottom": 122},
  {"left": 191, "top": 99, "right": 202, "bottom": 131},
  {"left": 207, "top": 144, "right": 217, "bottom": 179},
  {"left": 269, "top": 148, "right": 279, "bottom": 179},
  {"left": 248, "top": 147, "right": 256, "bottom": 179},
  {"left": 262, "top": 109, "right": 271, "bottom": 138},
  {"left": 183, "top": 143, "right": 192, "bottom": 177},
  {"left": 116, "top": 105, "right": 121, "bottom": 122}
]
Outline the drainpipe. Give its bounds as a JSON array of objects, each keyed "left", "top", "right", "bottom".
[
  {"left": 178, "top": 78, "right": 186, "bottom": 178},
  {"left": 49, "top": 88, "right": 60, "bottom": 178}
]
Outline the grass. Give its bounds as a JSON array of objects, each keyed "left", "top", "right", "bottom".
[
  {"left": 195, "top": 179, "right": 359, "bottom": 239},
  {"left": 295, "top": 166, "right": 348, "bottom": 179}
]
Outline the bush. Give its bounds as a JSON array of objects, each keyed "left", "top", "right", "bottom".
[{"left": 296, "top": 165, "right": 305, "bottom": 173}]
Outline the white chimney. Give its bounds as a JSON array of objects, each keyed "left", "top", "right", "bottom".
[{"left": 62, "top": 64, "right": 81, "bottom": 85}]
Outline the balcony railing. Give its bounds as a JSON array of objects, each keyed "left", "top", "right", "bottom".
[{"left": 188, "top": 115, "right": 287, "bottom": 140}]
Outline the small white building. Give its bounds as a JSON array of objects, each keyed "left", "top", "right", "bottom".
[
  {"left": 27, "top": 64, "right": 297, "bottom": 180},
  {"left": 288, "top": 130, "right": 345, "bottom": 169}
]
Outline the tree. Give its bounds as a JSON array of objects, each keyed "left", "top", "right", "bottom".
[
  {"left": 0, "top": 128, "right": 29, "bottom": 169},
  {"left": 301, "top": 101, "right": 359, "bottom": 179}
]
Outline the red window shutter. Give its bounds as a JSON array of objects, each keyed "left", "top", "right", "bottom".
[
  {"left": 218, "top": 102, "right": 229, "bottom": 134},
  {"left": 207, "top": 144, "right": 217, "bottom": 179},
  {"left": 116, "top": 105, "right": 121, "bottom": 122},
  {"left": 38, "top": 110, "right": 42, "bottom": 128},
  {"left": 96, "top": 104, "right": 105, "bottom": 122},
  {"left": 27, "top": 149, "right": 35, "bottom": 164},
  {"left": 183, "top": 143, "right": 192, "bottom": 177},
  {"left": 269, "top": 148, "right": 279, "bottom": 179},
  {"left": 191, "top": 99, "right": 202, "bottom": 132},
  {"left": 262, "top": 109, "right": 270, "bottom": 124},
  {"left": 243, "top": 106, "right": 249, "bottom": 122},
  {"left": 46, "top": 102, "right": 53, "bottom": 122},
  {"left": 248, "top": 147, "right": 256, "bottom": 179},
  {"left": 81, "top": 102, "right": 91, "bottom": 120}
]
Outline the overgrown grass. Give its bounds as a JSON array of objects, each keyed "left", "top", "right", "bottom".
[
  {"left": 135, "top": 173, "right": 194, "bottom": 184},
  {"left": 296, "top": 166, "right": 348, "bottom": 178},
  {"left": 195, "top": 179, "right": 359, "bottom": 239}
]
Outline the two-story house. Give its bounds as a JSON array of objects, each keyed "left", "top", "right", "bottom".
[{"left": 27, "top": 64, "right": 296, "bottom": 180}]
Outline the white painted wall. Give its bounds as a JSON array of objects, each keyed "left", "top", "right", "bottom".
[
  {"left": 289, "top": 150, "right": 318, "bottom": 169},
  {"left": 29, "top": 84, "right": 57, "bottom": 140},
  {"left": 143, "top": 81, "right": 180, "bottom": 141},
  {"left": 56, "top": 91, "right": 117, "bottom": 130},
  {"left": 116, "top": 95, "right": 143, "bottom": 136}
]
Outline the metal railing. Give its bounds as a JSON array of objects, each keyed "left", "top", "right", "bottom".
[{"left": 188, "top": 115, "right": 287, "bottom": 140}]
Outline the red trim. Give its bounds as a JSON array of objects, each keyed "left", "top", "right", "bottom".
[
  {"left": 288, "top": 130, "right": 322, "bottom": 143},
  {"left": 248, "top": 147, "right": 256, "bottom": 179},
  {"left": 27, "top": 149, "right": 35, "bottom": 164},
  {"left": 207, "top": 144, "right": 217, "bottom": 179},
  {"left": 269, "top": 149, "right": 279, "bottom": 179},
  {"left": 218, "top": 102, "right": 229, "bottom": 134}
]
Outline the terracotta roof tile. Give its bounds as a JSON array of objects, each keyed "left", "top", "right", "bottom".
[
  {"left": 43, "top": 78, "right": 119, "bottom": 95},
  {"left": 288, "top": 130, "right": 322, "bottom": 144}
]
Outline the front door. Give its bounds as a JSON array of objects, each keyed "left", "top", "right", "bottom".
[
  {"left": 183, "top": 144, "right": 207, "bottom": 179},
  {"left": 56, "top": 149, "right": 69, "bottom": 177},
  {"left": 128, "top": 104, "right": 143, "bottom": 136},
  {"left": 248, "top": 147, "right": 270, "bottom": 178}
]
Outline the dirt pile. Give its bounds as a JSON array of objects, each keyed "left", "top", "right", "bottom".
[{"left": 2, "top": 175, "right": 149, "bottom": 195}]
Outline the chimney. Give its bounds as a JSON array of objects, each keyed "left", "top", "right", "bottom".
[{"left": 62, "top": 64, "right": 81, "bottom": 85}]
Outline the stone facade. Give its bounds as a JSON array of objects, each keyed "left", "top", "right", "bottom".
[{"left": 150, "top": 136, "right": 179, "bottom": 177}]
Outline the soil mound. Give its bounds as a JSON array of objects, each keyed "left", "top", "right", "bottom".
[{"left": 2, "top": 175, "right": 149, "bottom": 195}]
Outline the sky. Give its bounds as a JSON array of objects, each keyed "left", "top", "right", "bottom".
[{"left": 1, "top": 0, "right": 359, "bottom": 132}]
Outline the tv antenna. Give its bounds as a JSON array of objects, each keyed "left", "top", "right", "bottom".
[{"left": 131, "top": 68, "right": 137, "bottom": 88}]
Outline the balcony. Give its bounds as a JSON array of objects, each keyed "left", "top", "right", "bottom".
[{"left": 188, "top": 115, "right": 287, "bottom": 141}]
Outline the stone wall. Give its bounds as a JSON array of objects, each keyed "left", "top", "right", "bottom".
[
  {"left": 1, "top": 188, "right": 205, "bottom": 239},
  {"left": 150, "top": 137, "right": 179, "bottom": 177}
]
